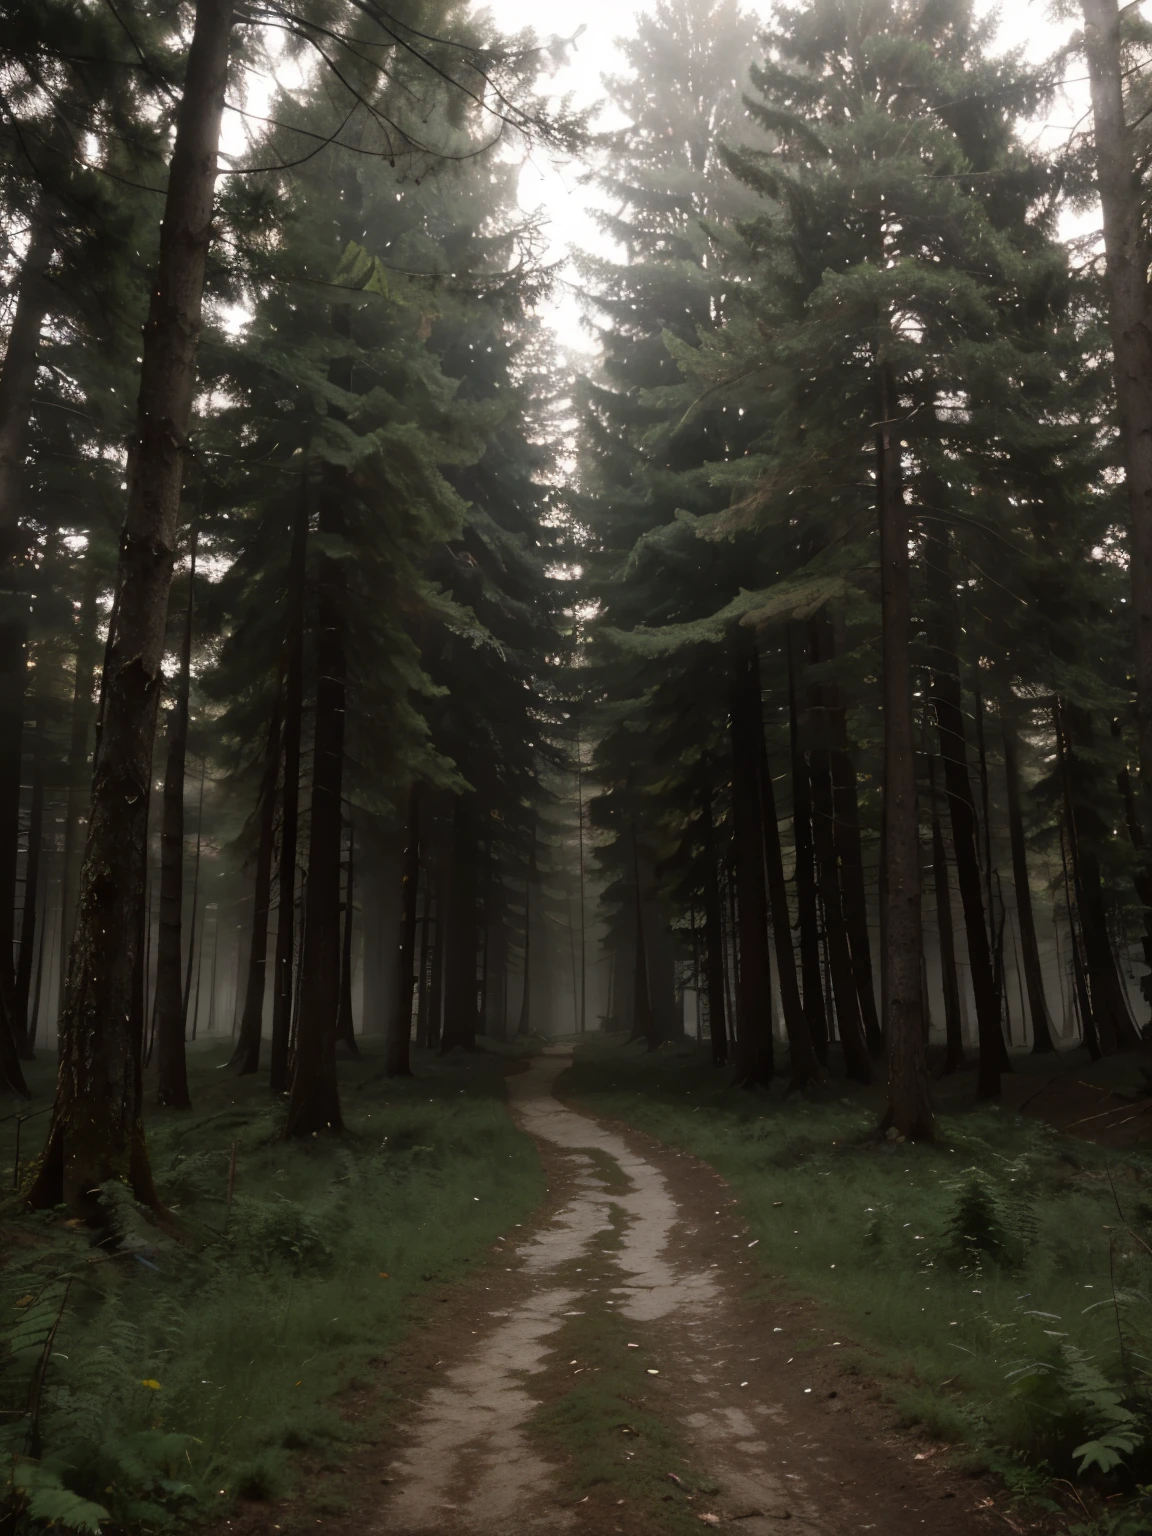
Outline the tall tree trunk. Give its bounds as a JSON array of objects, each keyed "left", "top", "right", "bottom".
[
  {"left": 808, "top": 638, "right": 871, "bottom": 1082},
  {"left": 362, "top": 822, "right": 402, "bottom": 1039},
  {"left": 1061, "top": 820, "right": 1101, "bottom": 1058},
  {"left": 441, "top": 793, "right": 478, "bottom": 1053},
  {"left": 415, "top": 884, "right": 434, "bottom": 1048},
  {"left": 28, "top": 871, "right": 50, "bottom": 1056},
  {"left": 0, "top": 200, "right": 56, "bottom": 1048},
  {"left": 810, "top": 615, "right": 883, "bottom": 1053},
  {"left": 630, "top": 867, "right": 654, "bottom": 1048},
  {"left": 232, "top": 690, "right": 282, "bottom": 1075},
  {"left": 155, "top": 534, "right": 197, "bottom": 1109},
  {"left": 753, "top": 647, "right": 819, "bottom": 1086},
  {"left": 335, "top": 819, "right": 359, "bottom": 1057},
  {"left": 1002, "top": 712, "right": 1057, "bottom": 1053},
  {"left": 1080, "top": 849, "right": 1141, "bottom": 1048},
  {"left": 516, "top": 821, "right": 535, "bottom": 1037},
  {"left": 930, "top": 768, "right": 965, "bottom": 1075},
  {"left": 1081, "top": 0, "right": 1152, "bottom": 974},
  {"left": 1113, "top": 716, "right": 1152, "bottom": 1017},
  {"left": 700, "top": 789, "right": 729, "bottom": 1067},
  {"left": 428, "top": 878, "right": 446, "bottom": 1051},
  {"left": 878, "top": 364, "right": 933, "bottom": 1140},
  {"left": 286, "top": 471, "right": 347, "bottom": 1137},
  {"left": 13, "top": 708, "right": 45, "bottom": 1058},
  {"left": 27, "top": 0, "right": 234, "bottom": 1212},
  {"left": 924, "top": 526, "right": 1000, "bottom": 1098},
  {"left": 788, "top": 636, "right": 828, "bottom": 1063},
  {"left": 0, "top": 193, "right": 55, "bottom": 539},
  {"left": 1055, "top": 705, "right": 1106, "bottom": 1056},
  {"left": 730, "top": 645, "right": 774, "bottom": 1088},
  {"left": 59, "top": 563, "right": 100, "bottom": 1011},
  {"left": 1055, "top": 701, "right": 1142, "bottom": 1051},
  {"left": 485, "top": 876, "right": 508, "bottom": 1044},
  {"left": 575, "top": 723, "right": 587, "bottom": 1035},
  {"left": 629, "top": 821, "right": 658, "bottom": 1050},
  {"left": 182, "top": 762, "right": 204, "bottom": 1032},
  {"left": 723, "top": 858, "right": 738, "bottom": 1042},
  {"left": 270, "top": 478, "right": 308, "bottom": 1094},
  {"left": 385, "top": 783, "right": 421, "bottom": 1075}
]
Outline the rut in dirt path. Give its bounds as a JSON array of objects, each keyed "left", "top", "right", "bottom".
[{"left": 375, "top": 1052, "right": 1008, "bottom": 1536}]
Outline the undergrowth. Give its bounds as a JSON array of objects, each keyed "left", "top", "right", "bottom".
[
  {"left": 0, "top": 1041, "right": 542, "bottom": 1535},
  {"left": 559, "top": 1037, "right": 1152, "bottom": 1529}
]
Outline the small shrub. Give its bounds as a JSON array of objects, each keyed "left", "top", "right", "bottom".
[{"left": 937, "top": 1166, "right": 1033, "bottom": 1273}]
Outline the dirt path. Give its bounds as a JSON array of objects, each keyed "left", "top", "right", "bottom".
[{"left": 370, "top": 1051, "right": 1022, "bottom": 1536}]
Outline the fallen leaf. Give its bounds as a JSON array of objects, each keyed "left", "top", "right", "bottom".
[
  {"left": 378, "top": 1272, "right": 389, "bottom": 1279},
  {"left": 140, "top": 1379, "right": 162, "bottom": 1391}
]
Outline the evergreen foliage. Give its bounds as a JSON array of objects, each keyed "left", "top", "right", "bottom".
[{"left": 5, "top": 0, "right": 1152, "bottom": 1527}]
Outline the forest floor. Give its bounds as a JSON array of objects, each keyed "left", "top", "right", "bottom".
[
  {"left": 6, "top": 1037, "right": 1150, "bottom": 1536},
  {"left": 216, "top": 1044, "right": 1112, "bottom": 1536}
]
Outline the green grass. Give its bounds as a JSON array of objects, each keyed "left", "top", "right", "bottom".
[
  {"left": 0, "top": 1039, "right": 544, "bottom": 1533},
  {"left": 557, "top": 1036, "right": 1152, "bottom": 1503}
]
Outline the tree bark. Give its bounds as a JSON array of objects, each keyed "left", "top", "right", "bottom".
[
  {"left": 878, "top": 365, "right": 933, "bottom": 1140},
  {"left": 155, "top": 535, "right": 197, "bottom": 1109},
  {"left": 385, "top": 783, "right": 421, "bottom": 1075},
  {"left": 810, "top": 615, "right": 883, "bottom": 1053},
  {"left": 753, "top": 647, "right": 819, "bottom": 1085},
  {"left": 924, "top": 525, "right": 1001, "bottom": 1097},
  {"left": 13, "top": 707, "right": 45, "bottom": 1057},
  {"left": 516, "top": 820, "right": 535, "bottom": 1037},
  {"left": 415, "top": 884, "right": 434, "bottom": 1048},
  {"left": 628, "top": 821, "right": 659, "bottom": 1050},
  {"left": 1113, "top": 717, "right": 1152, "bottom": 1015},
  {"left": 232, "top": 688, "right": 282, "bottom": 1075},
  {"left": 929, "top": 760, "right": 965, "bottom": 1074},
  {"left": 1055, "top": 701, "right": 1142, "bottom": 1051},
  {"left": 182, "top": 763, "right": 205, "bottom": 1032},
  {"left": 1060, "top": 819, "right": 1101, "bottom": 1058},
  {"left": 730, "top": 645, "right": 774, "bottom": 1087},
  {"left": 0, "top": 200, "right": 56, "bottom": 1032},
  {"left": 788, "top": 635, "right": 828, "bottom": 1064},
  {"left": 1081, "top": 0, "right": 1152, "bottom": 972},
  {"left": 27, "top": 0, "right": 233, "bottom": 1212},
  {"left": 428, "top": 876, "right": 446, "bottom": 1051},
  {"left": 270, "top": 477, "right": 308, "bottom": 1094},
  {"left": 441, "top": 793, "right": 478, "bottom": 1053},
  {"left": 285, "top": 473, "right": 347, "bottom": 1136},
  {"left": 1002, "top": 711, "right": 1057, "bottom": 1053},
  {"left": 808, "top": 639, "right": 871, "bottom": 1082},
  {"left": 59, "top": 563, "right": 100, "bottom": 1012},
  {"left": 700, "top": 789, "right": 729, "bottom": 1066},
  {"left": 335, "top": 821, "right": 359, "bottom": 1057}
]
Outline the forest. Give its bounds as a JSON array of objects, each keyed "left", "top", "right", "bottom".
[{"left": 4, "top": 0, "right": 1152, "bottom": 1532}]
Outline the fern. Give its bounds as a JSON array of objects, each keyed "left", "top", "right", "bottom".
[
  {"left": 1004, "top": 1343, "right": 1145, "bottom": 1477},
  {"left": 7, "top": 1460, "right": 109, "bottom": 1534},
  {"left": 1061, "top": 1347, "right": 1144, "bottom": 1476}
]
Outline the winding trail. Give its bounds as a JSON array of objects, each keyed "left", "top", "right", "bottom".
[{"left": 374, "top": 1051, "right": 1017, "bottom": 1535}]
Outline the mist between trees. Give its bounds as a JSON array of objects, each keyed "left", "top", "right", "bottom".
[{"left": 3, "top": 0, "right": 1152, "bottom": 1523}]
